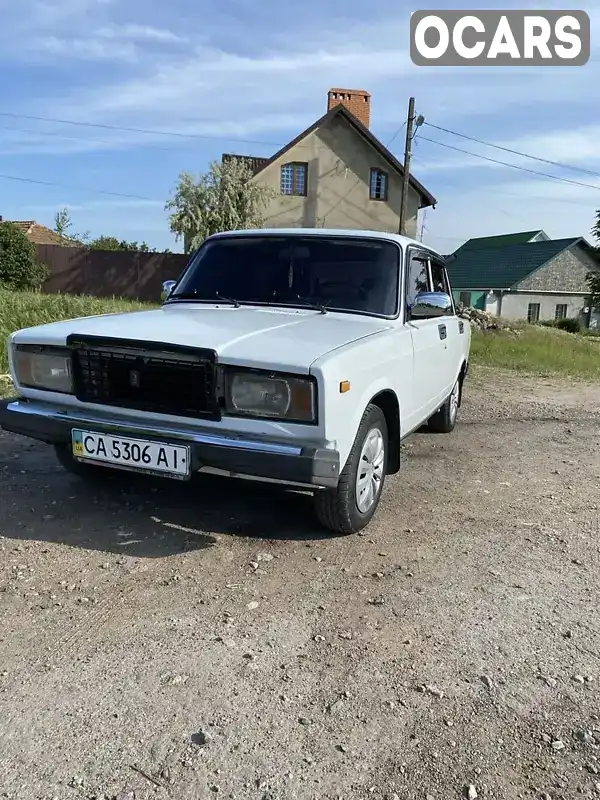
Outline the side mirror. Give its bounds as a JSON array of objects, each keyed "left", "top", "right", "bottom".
[
  {"left": 161, "top": 280, "right": 176, "bottom": 302},
  {"left": 409, "top": 291, "right": 453, "bottom": 319}
]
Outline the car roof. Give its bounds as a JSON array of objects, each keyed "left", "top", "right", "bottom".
[{"left": 207, "top": 227, "right": 436, "bottom": 253}]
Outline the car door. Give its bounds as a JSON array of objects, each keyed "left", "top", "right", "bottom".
[
  {"left": 429, "top": 253, "right": 461, "bottom": 394},
  {"left": 405, "top": 246, "right": 449, "bottom": 425}
]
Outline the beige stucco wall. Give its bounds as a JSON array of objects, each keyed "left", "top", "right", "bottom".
[
  {"left": 253, "top": 115, "right": 421, "bottom": 238},
  {"left": 500, "top": 291, "right": 588, "bottom": 321}
]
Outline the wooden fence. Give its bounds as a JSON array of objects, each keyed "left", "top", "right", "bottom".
[{"left": 36, "top": 245, "right": 190, "bottom": 302}]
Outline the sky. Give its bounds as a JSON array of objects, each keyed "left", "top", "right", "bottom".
[{"left": 0, "top": 0, "right": 599, "bottom": 254}]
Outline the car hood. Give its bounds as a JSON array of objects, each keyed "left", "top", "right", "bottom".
[{"left": 13, "top": 303, "right": 392, "bottom": 372}]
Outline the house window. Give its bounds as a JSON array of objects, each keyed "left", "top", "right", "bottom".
[
  {"left": 527, "top": 303, "right": 541, "bottom": 323},
  {"left": 555, "top": 303, "right": 568, "bottom": 320},
  {"left": 369, "top": 168, "right": 388, "bottom": 201},
  {"left": 459, "top": 291, "right": 471, "bottom": 306},
  {"left": 280, "top": 162, "right": 307, "bottom": 196}
]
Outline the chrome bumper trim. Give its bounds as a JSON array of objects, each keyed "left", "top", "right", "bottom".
[{"left": 5, "top": 400, "right": 305, "bottom": 457}]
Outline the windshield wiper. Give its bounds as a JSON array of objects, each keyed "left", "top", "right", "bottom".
[
  {"left": 168, "top": 290, "right": 241, "bottom": 307},
  {"left": 168, "top": 290, "right": 199, "bottom": 301},
  {"left": 215, "top": 292, "right": 240, "bottom": 308},
  {"left": 295, "top": 295, "right": 330, "bottom": 314}
]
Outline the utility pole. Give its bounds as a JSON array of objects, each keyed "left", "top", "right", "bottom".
[{"left": 398, "top": 96, "right": 415, "bottom": 236}]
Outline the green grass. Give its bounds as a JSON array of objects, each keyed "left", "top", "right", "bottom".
[
  {"left": 471, "top": 324, "right": 600, "bottom": 379},
  {"left": 0, "top": 289, "right": 153, "bottom": 375}
]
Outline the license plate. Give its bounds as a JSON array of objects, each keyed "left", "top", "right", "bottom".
[{"left": 71, "top": 429, "right": 191, "bottom": 479}]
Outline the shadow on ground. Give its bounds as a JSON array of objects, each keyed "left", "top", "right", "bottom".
[{"left": 0, "top": 438, "right": 336, "bottom": 558}]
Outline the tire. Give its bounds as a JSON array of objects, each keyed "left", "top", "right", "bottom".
[
  {"left": 428, "top": 376, "right": 460, "bottom": 434},
  {"left": 314, "top": 404, "right": 388, "bottom": 535},
  {"left": 54, "top": 444, "right": 120, "bottom": 483}
]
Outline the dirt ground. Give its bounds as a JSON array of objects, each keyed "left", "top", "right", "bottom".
[{"left": 1, "top": 367, "right": 600, "bottom": 800}]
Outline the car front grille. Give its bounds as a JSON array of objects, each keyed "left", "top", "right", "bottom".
[{"left": 68, "top": 336, "right": 220, "bottom": 420}]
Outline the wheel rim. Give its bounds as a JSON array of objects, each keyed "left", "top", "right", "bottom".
[
  {"left": 449, "top": 379, "right": 460, "bottom": 422},
  {"left": 355, "top": 427, "right": 385, "bottom": 514}
]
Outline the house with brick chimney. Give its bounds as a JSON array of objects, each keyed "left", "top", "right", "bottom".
[{"left": 222, "top": 88, "right": 436, "bottom": 238}]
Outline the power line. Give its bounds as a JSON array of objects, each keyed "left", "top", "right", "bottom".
[
  {"left": 415, "top": 134, "right": 600, "bottom": 193},
  {"left": 0, "top": 172, "right": 160, "bottom": 202},
  {"left": 0, "top": 123, "right": 179, "bottom": 153},
  {"left": 0, "top": 110, "right": 406, "bottom": 155},
  {"left": 423, "top": 121, "right": 600, "bottom": 180},
  {"left": 411, "top": 154, "right": 599, "bottom": 209},
  {"left": 0, "top": 110, "right": 282, "bottom": 146}
]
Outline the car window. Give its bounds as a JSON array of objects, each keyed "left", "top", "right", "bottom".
[
  {"left": 430, "top": 258, "right": 450, "bottom": 294},
  {"left": 406, "top": 250, "right": 430, "bottom": 308}
]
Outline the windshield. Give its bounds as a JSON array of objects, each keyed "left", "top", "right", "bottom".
[{"left": 169, "top": 235, "right": 401, "bottom": 317}]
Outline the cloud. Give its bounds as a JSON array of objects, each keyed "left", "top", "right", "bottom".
[
  {"left": 51, "top": 42, "right": 415, "bottom": 120},
  {"left": 24, "top": 198, "right": 164, "bottom": 213},
  {"left": 32, "top": 36, "right": 139, "bottom": 62},
  {"left": 0, "top": 0, "right": 185, "bottom": 66},
  {"left": 14, "top": 2, "right": 596, "bottom": 162},
  {"left": 95, "top": 24, "right": 185, "bottom": 42}
]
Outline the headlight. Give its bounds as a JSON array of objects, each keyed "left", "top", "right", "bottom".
[
  {"left": 224, "top": 369, "right": 316, "bottom": 422},
  {"left": 12, "top": 345, "right": 73, "bottom": 394}
]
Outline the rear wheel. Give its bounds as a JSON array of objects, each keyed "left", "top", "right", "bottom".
[
  {"left": 314, "top": 404, "right": 388, "bottom": 534},
  {"left": 428, "top": 377, "right": 460, "bottom": 434}
]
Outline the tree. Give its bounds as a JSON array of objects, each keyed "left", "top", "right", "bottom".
[
  {"left": 0, "top": 222, "right": 49, "bottom": 290},
  {"left": 587, "top": 209, "right": 600, "bottom": 308},
  {"left": 54, "top": 208, "right": 73, "bottom": 241},
  {"left": 166, "top": 158, "right": 276, "bottom": 253},
  {"left": 87, "top": 236, "right": 155, "bottom": 252},
  {"left": 53, "top": 207, "right": 90, "bottom": 245}
]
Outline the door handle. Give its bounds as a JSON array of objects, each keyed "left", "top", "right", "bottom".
[{"left": 438, "top": 324, "right": 447, "bottom": 340}]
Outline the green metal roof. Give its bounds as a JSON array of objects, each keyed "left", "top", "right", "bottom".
[
  {"left": 456, "top": 230, "right": 545, "bottom": 251},
  {"left": 446, "top": 237, "right": 584, "bottom": 290}
]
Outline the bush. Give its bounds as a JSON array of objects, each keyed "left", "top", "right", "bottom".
[
  {"left": 0, "top": 222, "right": 49, "bottom": 290},
  {"left": 555, "top": 317, "right": 581, "bottom": 334},
  {"left": 539, "top": 318, "right": 582, "bottom": 334}
]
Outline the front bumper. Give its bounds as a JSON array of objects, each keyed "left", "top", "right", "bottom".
[{"left": 0, "top": 398, "right": 340, "bottom": 488}]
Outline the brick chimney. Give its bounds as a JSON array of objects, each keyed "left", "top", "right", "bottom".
[{"left": 327, "top": 88, "right": 371, "bottom": 128}]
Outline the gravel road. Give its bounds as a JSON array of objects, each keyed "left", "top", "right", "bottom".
[{"left": 1, "top": 368, "right": 600, "bottom": 800}]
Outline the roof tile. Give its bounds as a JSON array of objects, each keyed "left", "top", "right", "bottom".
[
  {"left": 446, "top": 237, "right": 584, "bottom": 290},
  {"left": 456, "top": 230, "right": 545, "bottom": 251},
  {"left": 2, "top": 220, "right": 78, "bottom": 246}
]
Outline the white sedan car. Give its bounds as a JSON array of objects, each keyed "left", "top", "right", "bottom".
[{"left": 1, "top": 228, "right": 471, "bottom": 534}]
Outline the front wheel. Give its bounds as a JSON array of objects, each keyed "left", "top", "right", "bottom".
[
  {"left": 54, "top": 444, "right": 120, "bottom": 483},
  {"left": 314, "top": 404, "right": 388, "bottom": 534},
  {"left": 427, "top": 377, "right": 460, "bottom": 434}
]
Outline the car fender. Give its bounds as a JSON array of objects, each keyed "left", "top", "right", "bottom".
[
  {"left": 311, "top": 328, "right": 413, "bottom": 470},
  {"left": 343, "top": 378, "right": 399, "bottom": 465}
]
